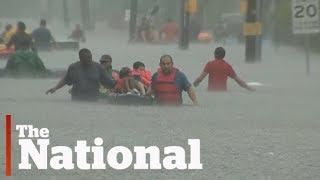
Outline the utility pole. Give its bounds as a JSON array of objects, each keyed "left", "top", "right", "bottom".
[
  {"left": 40, "top": 0, "right": 50, "bottom": 21},
  {"left": 179, "top": 0, "right": 189, "bottom": 50},
  {"left": 200, "top": 0, "right": 209, "bottom": 28},
  {"left": 129, "top": 0, "right": 138, "bottom": 42},
  {"left": 80, "top": 0, "right": 91, "bottom": 31},
  {"left": 62, "top": 0, "right": 70, "bottom": 28},
  {"left": 244, "top": 0, "right": 262, "bottom": 62},
  {"left": 179, "top": 0, "right": 197, "bottom": 50}
]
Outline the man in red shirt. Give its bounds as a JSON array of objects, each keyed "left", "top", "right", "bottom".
[
  {"left": 161, "top": 19, "right": 179, "bottom": 42},
  {"left": 193, "top": 47, "right": 254, "bottom": 91}
]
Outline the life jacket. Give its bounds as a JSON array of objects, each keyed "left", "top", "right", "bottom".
[
  {"left": 115, "top": 77, "right": 130, "bottom": 93},
  {"left": 132, "top": 69, "right": 152, "bottom": 87},
  {"left": 132, "top": 69, "right": 140, "bottom": 76},
  {"left": 154, "top": 68, "right": 181, "bottom": 105},
  {"left": 140, "top": 70, "right": 152, "bottom": 87}
]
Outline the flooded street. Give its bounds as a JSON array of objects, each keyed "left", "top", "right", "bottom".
[{"left": 1, "top": 27, "right": 320, "bottom": 179}]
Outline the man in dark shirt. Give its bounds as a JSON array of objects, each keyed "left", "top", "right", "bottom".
[
  {"left": 46, "top": 48, "right": 116, "bottom": 101},
  {"left": 32, "top": 19, "right": 55, "bottom": 51},
  {"left": 6, "top": 21, "right": 36, "bottom": 52}
]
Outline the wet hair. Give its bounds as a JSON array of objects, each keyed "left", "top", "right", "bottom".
[
  {"left": 119, "top": 67, "right": 132, "bottom": 78},
  {"left": 79, "top": 48, "right": 91, "bottom": 58},
  {"left": 17, "top": 21, "right": 26, "bottom": 32},
  {"left": 160, "top": 55, "right": 173, "bottom": 63},
  {"left": 214, "top": 47, "right": 225, "bottom": 59},
  {"left": 100, "top": 54, "right": 112, "bottom": 63},
  {"left": 40, "top": 19, "right": 46, "bottom": 26},
  {"left": 133, "top": 61, "right": 145, "bottom": 69}
]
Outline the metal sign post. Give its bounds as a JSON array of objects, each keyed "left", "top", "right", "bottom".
[
  {"left": 292, "top": 0, "right": 320, "bottom": 75},
  {"left": 179, "top": 0, "right": 188, "bottom": 50},
  {"left": 304, "top": 36, "right": 311, "bottom": 75},
  {"left": 244, "top": 0, "right": 262, "bottom": 63}
]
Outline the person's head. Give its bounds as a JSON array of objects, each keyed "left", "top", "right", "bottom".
[
  {"left": 159, "top": 55, "right": 173, "bottom": 74},
  {"left": 167, "top": 18, "right": 173, "bottom": 23},
  {"left": 119, "top": 67, "right": 132, "bottom": 79},
  {"left": 99, "top": 55, "right": 112, "bottom": 69},
  {"left": 5, "top": 24, "right": 12, "bottom": 31},
  {"left": 17, "top": 21, "right": 26, "bottom": 33},
  {"left": 133, "top": 61, "right": 145, "bottom": 71},
  {"left": 79, "top": 48, "right": 93, "bottom": 66},
  {"left": 214, "top": 47, "right": 225, "bottom": 59},
  {"left": 40, "top": 19, "right": 46, "bottom": 27}
]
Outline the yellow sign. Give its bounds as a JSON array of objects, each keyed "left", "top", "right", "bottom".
[
  {"left": 186, "top": 0, "right": 197, "bottom": 13},
  {"left": 240, "top": 0, "right": 248, "bottom": 14},
  {"left": 243, "top": 22, "right": 262, "bottom": 36}
]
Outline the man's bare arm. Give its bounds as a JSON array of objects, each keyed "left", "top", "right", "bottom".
[
  {"left": 136, "top": 81, "right": 146, "bottom": 95},
  {"left": 46, "top": 75, "right": 67, "bottom": 94},
  {"left": 146, "top": 86, "right": 154, "bottom": 96},
  {"left": 193, "top": 71, "right": 208, "bottom": 87},
  {"left": 233, "top": 76, "right": 255, "bottom": 91},
  {"left": 187, "top": 87, "right": 198, "bottom": 105},
  {"left": 30, "top": 40, "right": 37, "bottom": 53}
]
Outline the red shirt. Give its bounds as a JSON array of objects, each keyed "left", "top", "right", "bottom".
[
  {"left": 162, "top": 22, "right": 179, "bottom": 41},
  {"left": 203, "top": 59, "right": 237, "bottom": 91}
]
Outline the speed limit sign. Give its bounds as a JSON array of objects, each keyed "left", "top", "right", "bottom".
[{"left": 292, "top": 0, "right": 320, "bottom": 34}]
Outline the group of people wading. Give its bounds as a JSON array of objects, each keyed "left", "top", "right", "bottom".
[
  {"left": 1, "top": 20, "right": 86, "bottom": 76},
  {"left": 46, "top": 47, "right": 254, "bottom": 105}
]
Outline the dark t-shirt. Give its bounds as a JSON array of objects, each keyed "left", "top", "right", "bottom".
[
  {"left": 64, "top": 61, "right": 116, "bottom": 101},
  {"left": 32, "top": 27, "right": 53, "bottom": 49},
  {"left": 7, "top": 32, "right": 34, "bottom": 51}
]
